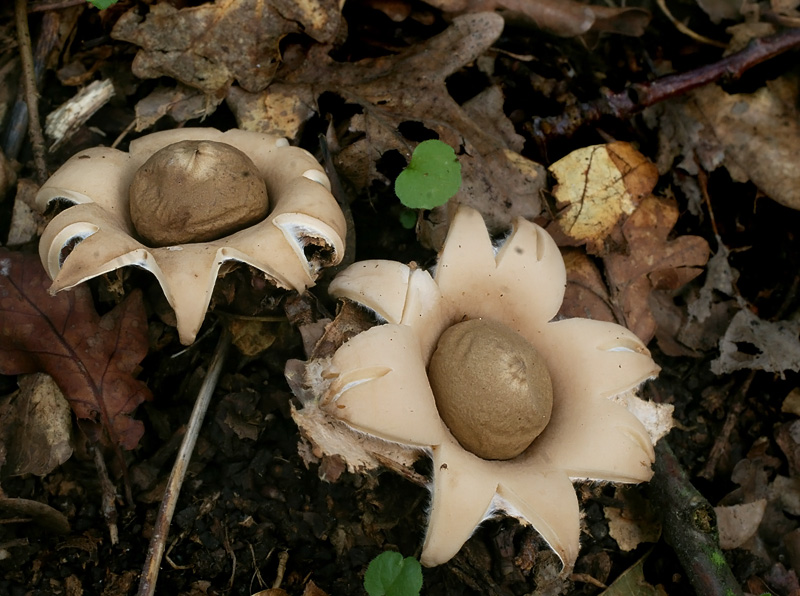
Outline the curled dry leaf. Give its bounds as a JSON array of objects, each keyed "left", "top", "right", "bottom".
[
  {"left": 0, "top": 250, "right": 151, "bottom": 450},
  {"left": 112, "top": 0, "right": 344, "bottom": 94}
]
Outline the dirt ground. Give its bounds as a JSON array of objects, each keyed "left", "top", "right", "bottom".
[{"left": 1, "top": 0, "right": 800, "bottom": 595}]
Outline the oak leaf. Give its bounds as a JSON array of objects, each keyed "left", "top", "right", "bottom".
[
  {"left": 602, "top": 196, "right": 710, "bottom": 342},
  {"left": 0, "top": 250, "right": 151, "bottom": 450}
]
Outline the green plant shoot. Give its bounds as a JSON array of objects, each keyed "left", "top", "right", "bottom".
[
  {"left": 87, "top": 0, "right": 119, "bottom": 9},
  {"left": 363, "top": 551, "right": 423, "bottom": 596},
  {"left": 394, "top": 139, "right": 461, "bottom": 210}
]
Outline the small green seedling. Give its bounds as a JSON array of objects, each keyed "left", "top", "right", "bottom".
[
  {"left": 364, "top": 551, "right": 423, "bottom": 596},
  {"left": 395, "top": 139, "right": 461, "bottom": 210},
  {"left": 87, "top": 0, "right": 118, "bottom": 9}
]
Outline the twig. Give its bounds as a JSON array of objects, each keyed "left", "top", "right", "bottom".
[
  {"left": 92, "top": 446, "right": 120, "bottom": 545},
  {"left": 136, "top": 329, "right": 231, "bottom": 596},
  {"left": 2, "top": 11, "right": 58, "bottom": 161},
  {"left": 14, "top": 0, "right": 48, "bottom": 183},
  {"left": 650, "top": 440, "right": 743, "bottom": 596},
  {"left": 530, "top": 27, "right": 800, "bottom": 144}
]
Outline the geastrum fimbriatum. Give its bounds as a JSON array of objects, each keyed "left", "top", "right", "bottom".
[
  {"left": 36, "top": 128, "right": 346, "bottom": 344},
  {"left": 301, "top": 205, "right": 671, "bottom": 570}
]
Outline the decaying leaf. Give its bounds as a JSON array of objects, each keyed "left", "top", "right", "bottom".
[
  {"left": 0, "top": 250, "right": 151, "bottom": 450},
  {"left": 112, "top": 0, "right": 344, "bottom": 94},
  {"left": 227, "top": 83, "right": 316, "bottom": 140},
  {"left": 0, "top": 373, "right": 73, "bottom": 477},
  {"left": 602, "top": 196, "right": 710, "bottom": 342},
  {"left": 549, "top": 142, "right": 659, "bottom": 253},
  {"left": 649, "top": 75, "right": 800, "bottom": 211},
  {"left": 254, "top": 13, "right": 546, "bottom": 233},
  {"left": 422, "top": 0, "right": 650, "bottom": 37},
  {"left": 711, "top": 308, "right": 800, "bottom": 376},
  {"left": 560, "top": 248, "right": 616, "bottom": 323},
  {"left": 134, "top": 84, "right": 225, "bottom": 132},
  {"left": 715, "top": 499, "right": 768, "bottom": 549}
]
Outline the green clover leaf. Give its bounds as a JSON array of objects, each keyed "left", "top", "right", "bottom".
[
  {"left": 395, "top": 139, "right": 461, "bottom": 210},
  {"left": 364, "top": 551, "right": 423, "bottom": 596}
]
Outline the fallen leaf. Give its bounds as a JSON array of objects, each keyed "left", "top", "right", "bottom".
[
  {"left": 649, "top": 75, "right": 800, "bottom": 210},
  {"left": 559, "top": 248, "right": 616, "bottom": 323},
  {"left": 271, "top": 13, "right": 546, "bottom": 233},
  {"left": 599, "top": 553, "right": 666, "bottom": 596},
  {"left": 0, "top": 373, "right": 73, "bottom": 477},
  {"left": 603, "top": 195, "right": 710, "bottom": 342},
  {"left": 112, "top": 0, "right": 343, "bottom": 94},
  {"left": 715, "top": 499, "right": 768, "bottom": 549},
  {"left": 134, "top": 84, "right": 225, "bottom": 132},
  {"left": 604, "top": 487, "right": 661, "bottom": 552},
  {"left": 549, "top": 142, "right": 658, "bottom": 253},
  {"left": 711, "top": 308, "right": 800, "bottom": 376},
  {"left": 0, "top": 250, "right": 151, "bottom": 450}
]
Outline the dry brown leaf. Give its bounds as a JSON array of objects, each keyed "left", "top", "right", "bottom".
[
  {"left": 602, "top": 196, "right": 710, "bottom": 342},
  {"left": 0, "top": 250, "right": 151, "bottom": 450},
  {"left": 134, "top": 84, "right": 225, "bottom": 132},
  {"left": 270, "top": 13, "right": 546, "bottom": 233},
  {"left": 649, "top": 75, "right": 800, "bottom": 210},
  {"left": 227, "top": 83, "right": 316, "bottom": 140},
  {"left": 549, "top": 142, "right": 659, "bottom": 253},
  {"left": 0, "top": 373, "right": 73, "bottom": 477},
  {"left": 559, "top": 248, "right": 616, "bottom": 323},
  {"left": 711, "top": 308, "right": 800, "bottom": 376},
  {"left": 112, "top": 0, "right": 344, "bottom": 94}
]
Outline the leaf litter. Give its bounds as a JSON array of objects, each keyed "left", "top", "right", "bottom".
[{"left": 4, "top": 0, "right": 800, "bottom": 594}]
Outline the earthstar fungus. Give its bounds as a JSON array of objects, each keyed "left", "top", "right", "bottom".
[
  {"left": 36, "top": 128, "right": 346, "bottom": 344},
  {"left": 303, "top": 205, "right": 668, "bottom": 570}
]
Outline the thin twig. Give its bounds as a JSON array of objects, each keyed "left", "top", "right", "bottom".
[
  {"left": 14, "top": 0, "right": 48, "bottom": 183},
  {"left": 699, "top": 371, "right": 756, "bottom": 480},
  {"left": 2, "top": 11, "right": 58, "bottom": 161},
  {"left": 530, "top": 27, "right": 800, "bottom": 144},
  {"left": 650, "top": 440, "right": 743, "bottom": 596},
  {"left": 92, "top": 446, "right": 119, "bottom": 545},
  {"left": 136, "top": 329, "right": 232, "bottom": 596}
]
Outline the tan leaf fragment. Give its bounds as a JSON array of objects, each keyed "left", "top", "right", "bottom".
[
  {"left": 603, "top": 196, "right": 710, "bottom": 343},
  {"left": 112, "top": 0, "right": 343, "bottom": 94},
  {"left": 134, "top": 84, "right": 225, "bottom": 132},
  {"left": 712, "top": 308, "right": 800, "bottom": 376},
  {"left": 0, "top": 373, "right": 73, "bottom": 477},
  {"left": 227, "top": 83, "right": 316, "bottom": 140},
  {"left": 715, "top": 499, "right": 768, "bottom": 550},
  {"left": 550, "top": 142, "right": 658, "bottom": 253}
]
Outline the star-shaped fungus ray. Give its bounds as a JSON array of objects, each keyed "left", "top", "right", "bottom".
[
  {"left": 37, "top": 128, "right": 346, "bottom": 344},
  {"left": 301, "top": 204, "right": 669, "bottom": 574},
  {"left": 434, "top": 206, "right": 567, "bottom": 334}
]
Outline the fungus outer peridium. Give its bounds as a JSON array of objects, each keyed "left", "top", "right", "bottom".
[
  {"left": 428, "top": 318, "right": 553, "bottom": 460},
  {"left": 129, "top": 140, "right": 269, "bottom": 247},
  {"left": 35, "top": 128, "right": 347, "bottom": 344},
  {"left": 309, "top": 205, "right": 667, "bottom": 571}
]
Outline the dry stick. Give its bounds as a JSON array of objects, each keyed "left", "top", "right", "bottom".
[
  {"left": 14, "top": 0, "right": 48, "bottom": 183},
  {"left": 650, "top": 440, "right": 744, "bottom": 596},
  {"left": 530, "top": 26, "right": 800, "bottom": 144},
  {"left": 136, "top": 329, "right": 232, "bottom": 596},
  {"left": 2, "top": 10, "right": 58, "bottom": 161}
]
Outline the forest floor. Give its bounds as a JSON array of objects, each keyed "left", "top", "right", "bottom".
[{"left": 1, "top": 0, "right": 800, "bottom": 595}]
